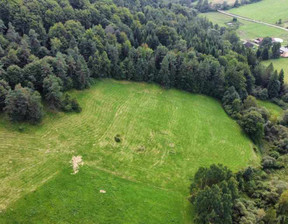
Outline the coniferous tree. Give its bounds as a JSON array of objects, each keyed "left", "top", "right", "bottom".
[
  {"left": 28, "top": 29, "right": 41, "bottom": 56},
  {"left": 6, "top": 65, "right": 22, "bottom": 88},
  {"left": 268, "top": 71, "right": 280, "bottom": 99},
  {"left": 0, "top": 19, "right": 6, "bottom": 34},
  {"left": 279, "top": 69, "right": 285, "bottom": 94},
  {"left": 5, "top": 84, "right": 43, "bottom": 123},
  {"left": 159, "top": 55, "right": 171, "bottom": 88},
  {"left": 6, "top": 22, "right": 20, "bottom": 43},
  {"left": 0, "top": 79, "right": 10, "bottom": 111},
  {"left": 74, "top": 55, "right": 90, "bottom": 90},
  {"left": 272, "top": 42, "right": 281, "bottom": 59},
  {"left": 43, "top": 75, "right": 63, "bottom": 110}
]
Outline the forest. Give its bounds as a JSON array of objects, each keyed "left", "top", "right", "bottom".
[{"left": 0, "top": 0, "right": 287, "bottom": 223}]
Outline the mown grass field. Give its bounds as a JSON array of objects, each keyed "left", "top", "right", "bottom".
[
  {"left": 228, "top": 0, "right": 288, "bottom": 27},
  {"left": 263, "top": 58, "right": 288, "bottom": 83},
  {"left": 0, "top": 80, "right": 258, "bottom": 223},
  {"left": 201, "top": 12, "right": 288, "bottom": 44}
]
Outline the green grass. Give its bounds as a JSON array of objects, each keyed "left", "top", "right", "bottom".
[
  {"left": 201, "top": 12, "right": 288, "bottom": 44},
  {"left": 0, "top": 80, "right": 258, "bottom": 223},
  {"left": 258, "top": 100, "right": 283, "bottom": 119},
  {"left": 262, "top": 58, "right": 288, "bottom": 83},
  {"left": 209, "top": 0, "right": 235, "bottom": 5},
  {"left": 229, "top": 0, "right": 288, "bottom": 27},
  {"left": 0, "top": 166, "right": 187, "bottom": 224}
]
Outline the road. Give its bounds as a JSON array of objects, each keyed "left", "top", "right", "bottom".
[{"left": 217, "top": 10, "right": 288, "bottom": 32}]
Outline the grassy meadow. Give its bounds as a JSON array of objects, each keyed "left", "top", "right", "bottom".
[
  {"left": 258, "top": 100, "right": 284, "bottom": 120},
  {"left": 229, "top": 0, "right": 288, "bottom": 27},
  {"left": 0, "top": 80, "right": 259, "bottom": 223},
  {"left": 201, "top": 12, "right": 288, "bottom": 44}
]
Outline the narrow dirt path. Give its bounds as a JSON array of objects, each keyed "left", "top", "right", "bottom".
[{"left": 217, "top": 10, "right": 288, "bottom": 32}]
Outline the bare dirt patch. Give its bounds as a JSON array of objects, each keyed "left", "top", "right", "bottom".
[{"left": 71, "top": 156, "right": 84, "bottom": 174}]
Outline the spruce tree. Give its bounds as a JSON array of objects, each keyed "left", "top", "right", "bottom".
[
  {"left": 279, "top": 69, "right": 285, "bottom": 94},
  {"left": 268, "top": 71, "right": 280, "bottom": 98},
  {"left": 0, "top": 79, "right": 10, "bottom": 111},
  {"left": 43, "top": 75, "right": 63, "bottom": 110}
]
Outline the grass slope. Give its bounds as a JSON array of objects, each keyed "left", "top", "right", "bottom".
[
  {"left": 229, "top": 0, "right": 288, "bottom": 27},
  {"left": 258, "top": 100, "right": 283, "bottom": 120},
  {"left": 0, "top": 166, "right": 186, "bottom": 224},
  {"left": 0, "top": 80, "right": 258, "bottom": 223},
  {"left": 201, "top": 12, "right": 288, "bottom": 44}
]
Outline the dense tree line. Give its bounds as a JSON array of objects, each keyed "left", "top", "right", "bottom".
[
  {"left": 190, "top": 164, "right": 288, "bottom": 224},
  {"left": 0, "top": 0, "right": 287, "bottom": 223},
  {"left": 0, "top": 0, "right": 280, "bottom": 124}
]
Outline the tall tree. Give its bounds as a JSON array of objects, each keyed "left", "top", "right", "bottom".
[
  {"left": 43, "top": 75, "right": 63, "bottom": 110},
  {"left": 5, "top": 84, "right": 43, "bottom": 123},
  {"left": 0, "top": 79, "right": 10, "bottom": 111},
  {"left": 268, "top": 71, "right": 280, "bottom": 99}
]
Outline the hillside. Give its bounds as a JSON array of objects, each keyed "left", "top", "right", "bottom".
[{"left": 0, "top": 80, "right": 258, "bottom": 223}]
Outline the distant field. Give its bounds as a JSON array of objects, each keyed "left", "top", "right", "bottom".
[
  {"left": 229, "top": 0, "right": 288, "bottom": 27},
  {"left": 210, "top": 0, "right": 235, "bottom": 4},
  {"left": 262, "top": 58, "right": 288, "bottom": 83},
  {"left": 201, "top": 12, "right": 288, "bottom": 44},
  {"left": 0, "top": 80, "right": 258, "bottom": 223}
]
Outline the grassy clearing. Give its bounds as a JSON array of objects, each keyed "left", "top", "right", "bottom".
[
  {"left": 229, "top": 0, "right": 288, "bottom": 27},
  {"left": 262, "top": 58, "right": 288, "bottom": 83},
  {"left": 0, "top": 80, "right": 258, "bottom": 223},
  {"left": 258, "top": 100, "right": 284, "bottom": 120},
  {"left": 201, "top": 12, "right": 288, "bottom": 44}
]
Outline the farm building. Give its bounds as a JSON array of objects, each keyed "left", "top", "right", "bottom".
[
  {"left": 280, "top": 47, "right": 288, "bottom": 58},
  {"left": 272, "top": 38, "right": 284, "bottom": 43},
  {"left": 243, "top": 41, "right": 254, "bottom": 48},
  {"left": 254, "top": 37, "right": 284, "bottom": 45},
  {"left": 254, "top": 38, "right": 263, "bottom": 44}
]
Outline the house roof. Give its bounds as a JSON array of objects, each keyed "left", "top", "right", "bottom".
[
  {"left": 243, "top": 41, "right": 254, "bottom": 48},
  {"left": 272, "top": 38, "right": 284, "bottom": 43},
  {"left": 280, "top": 47, "right": 288, "bottom": 53}
]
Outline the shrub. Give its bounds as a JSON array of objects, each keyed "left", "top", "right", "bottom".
[
  {"left": 269, "top": 150, "right": 280, "bottom": 159},
  {"left": 114, "top": 134, "right": 121, "bottom": 143},
  {"left": 261, "top": 156, "right": 283, "bottom": 170},
  {"left": 240, "top": 110, "right": 264, "bottom": 143},
  {"left": 277, "top": 190, "right": 288, "bottom": 217},
  {"left": 282, "top": 93, "right": 288, "bottom": 103},
  {"left": 61, "top": 93, "right": 82, "bottom": 113}
]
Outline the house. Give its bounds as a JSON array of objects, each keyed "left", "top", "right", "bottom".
[
  {"left": 254, "top": 38, "right": 263, "bottom": 44},
  {"left": 280, "top": 47, "right": 288, "bottom": 58},
  {"left": 272, "top": 38, "right": 284, "bottom": 43},
  {"left": 254, "top": 37, "right": 283, "bottom": 45},
  {"left": 243, "top": 41, "right": 254, "bottom": 48}
]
